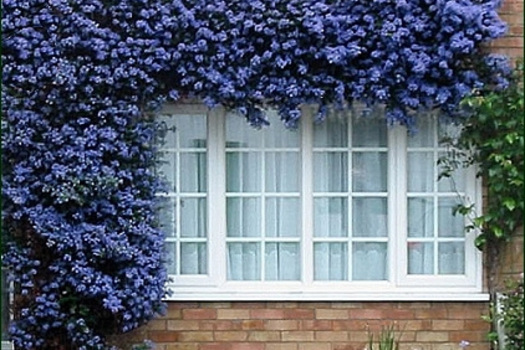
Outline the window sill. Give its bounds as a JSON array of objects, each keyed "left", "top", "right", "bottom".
[
  {"left": 164, "top": 291, "right": 489, "bottom": 302},
  {"left": 1, "top": 341, "right": 13, "bottom": 350}
]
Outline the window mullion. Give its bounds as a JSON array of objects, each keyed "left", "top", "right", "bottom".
[
  {"left": 301, "top": 106, "right": 314, "bottom": 285},
  {"left": 208, "top": 107, "right": 226, "bottom": 285},
  {"left": 390, "top": 124, "right": 407, "bottom": 286}
]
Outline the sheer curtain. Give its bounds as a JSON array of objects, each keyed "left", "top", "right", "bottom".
[{"left": 226, "top": 112, "right": 300, "bottom": 281}]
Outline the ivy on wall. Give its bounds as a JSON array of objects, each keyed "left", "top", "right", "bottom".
[{"left": 1, "top": 0, "right": 511, "bottom": 349}]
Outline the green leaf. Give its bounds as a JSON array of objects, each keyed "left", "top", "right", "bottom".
[{"left": 503, "top": 198, "right": 516, "bottom": 211}]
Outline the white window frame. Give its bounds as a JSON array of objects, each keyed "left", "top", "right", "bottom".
[
  {"left": 159, "top": 103, "right": 486, "bottom": 301},
  {"left": 1, "top": 269, "right": 13, "bottom": 350}
]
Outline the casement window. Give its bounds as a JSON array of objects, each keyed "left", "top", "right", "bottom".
[{"left": 156, "top": 103, "right": 485, "bottom": 301}]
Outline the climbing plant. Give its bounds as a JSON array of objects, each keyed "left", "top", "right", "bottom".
[{"left": 1, "top": 0, "right": 511, "bottom": 349}]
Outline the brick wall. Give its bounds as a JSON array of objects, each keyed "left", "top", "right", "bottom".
[
  {"left": 489, "top": 0, "right": 524, "bottom": 62},
  {"left": 115, "top": 302, "right": 491, "bottom": 350}
]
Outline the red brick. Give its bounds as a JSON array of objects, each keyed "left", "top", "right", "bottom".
[
  {"left": 432, "top": 320, "right": 465, "bottom": 330},
  {"left": 315, "top": 331, "right": 349, "bottom": 341},
  {"left": 416, "top": 331, "right": 449, "bottom": 342},
  {"left": 332, "top": 320, "right": 367, "bottom": 331},
  {"left": 449, "top": 331, "right": 487, "bottom": 342},
  {"left": 230, "top": 343, "right": 265, "bottom": 350},
  {"left": 300, "top": 320, "right": 333, "bottom": 331},
  {"left": 448, "top": 309, "right": 484, "bottom": 320},
  {"left": 415, "top": 309, "right": 448, "bottom": 319},
  {"left": 183, "top": 309, "right": 217, "bottom": 320},
  {"left": 218, "top": 309, "right": 250, "bottom": 320},
  {"left": 315, "top": 309, "right": 349, "bottom": 320},
  {"left": 464, "top": 320, "right": 490, "bottom": 331},
  {"left": 241, "top": 320, "right": 265, "bottom": 330},
  {"left": 200, "top": 343, "right": 230, "bottom": 350},
  {"left": 348, "top": 309, "right": 383, "bottom": 319},
  {"left": 264, "top": 343, "right": 298, "bottom": 350},
  {"left": 284, "top": 309, "right": 315, "bottom": 319},
  {"left": 298, "top": 343, "right": 331, "bottom": 350},
  {"left": 281, "top": 331, "right": 315, "bottom": 342},
  {"left": 149, "top": 330, "right": 179, "bottom": 342},
  {"left": 382, "top": 309, "right": 415, "bottom": 319}
]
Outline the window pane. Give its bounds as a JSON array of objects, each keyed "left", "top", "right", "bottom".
[
  {"left": 227, "top": 243, "right": 261, "bottom": 280},
  {"left": 165, "top": 242, "right": 177, "bottom": 275},
  {"left": 227, "top": 198, "right": 261, "bottom": 237},
  {"left": 265, "top": 243, "right": 300, "bottom": 281},
  {"left": 314, "top": 198, "right": 348, "bottom": 237},
  {"left": 407, "top": 116, "right": 435, "bottom": 147},
  {"left": 352, "top": 152, "right": 387, "bottom": 192},
  {"left": 180, "top": 243, "right": 207, "bottom": 274},
  {"left": 313, "top": 117, "right": 348, "bottom": 147},
  {"left": 177, "top": 115, "right": 207, "bottom": 148},
  {"left": 353, "top": 243, "right": 387, "bottom": 280},
  {"left": 226, "top": 113, "right": 263, "bottom": 148},
  {"left": 314, "top": 152, "right": 348, "bottom": 192},
  {"left": 180, "top": 198, "right": 207, "bottom": 238},
  {"left": 157, "top": 152, "right": 177, "bottom": 192},
  {"left": 314, "top": 243, "right": 348, "bottom": 281},
  {"left": 352, "top": 116, "right": 387, "bottom": 147},
  {"left": 408, "top": 197, "right": 434, "bottom": 238},
  {"left": 158, "top": 198, "right": 176, "bottom": 238},
  {"left": 226, "top": 152, "right": 261, "bottom": 192},
  {"left": 353, "top": 198, "right": 387, "bottom": 237},
  {"left": 180, "top": 153, "right": 207, "bottom": 192},
  {"left": 408, "top": 242, "right": 434, "bottom": 274},
  {"left": 266, "top": 198, "right": 300, "bottom": 237},
  {"left": 438, "top": 152, "right": 466, "bottom": 192},
  {"left": 438, "top": 198, "right": 465, "bottom": 238},
  {"left": 264, "top": 114, "right": 300, "bottom": 147},
  {"left": 407, "top": 152, "right": 434, "bottom": 192},
  {"left": 438, "top": 242, "right": 465, "bottom": 274},
  {"left": 265, "top": 152, "right": 300, "bottom": 192}
]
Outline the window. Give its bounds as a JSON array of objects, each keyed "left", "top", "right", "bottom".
[{"left": 156, "top": 103, "right": 484, "bottom": 300}]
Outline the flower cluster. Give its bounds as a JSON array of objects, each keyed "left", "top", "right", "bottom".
[{"left": 2, "top": 0, "right": 508, "bottom": 348}]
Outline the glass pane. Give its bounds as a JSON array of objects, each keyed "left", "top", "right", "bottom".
[
  {"left": 227, "top": 197, "right": 261, "bottom": 237},
  {"left": 438, "top": 198, "right": 465, "bottom": 238},
  {"left": 408, "top": 197, "right": 434, "bottom": 238},
  {"left": 157, "top": 152, "right": 176, "bottom": 192},
  {"left": 226, "top": 152, "right": 261, "bottom": 192},
  {"left": 158, "top": 197, "right": 177, "bottom": 238},
  {"left": 180, "top": 198, "right": 207, "bottom": 238},
  {"left": 314, "top": 243, "right": 348, "bottom": 281},
  {"left": 408, "top": 242, "right": 434, "bottom": 274},
  {"left": 180, "top": 152, "right": 207, "bottom": 192},
  {"left": 352, "top": 243, "right": 387, "bottom": 280},
  {"left": 265, "top": 243, "right": 300, "bottom": 281},
  {"left": 227, "top": 243, "right": 261, "bottom": 280},
  {"left": 352, "top": 115, "right": 387, "bottom": 147},
  {"left": 438, "top": 119, "right": 462, "bottom": 143},
  {"left": 408, "top": 116, "right": 435, "bottom": 147},
  {"left": 313, "top": 116, "right": 348, "bottom": 147},
  {"left": 226, "top": 113, "right": 263, "bottom": 148},
  {"left": 438, "top": 242, "right": 465, "bottom": 274},
  {"left": 353, "top": 198, "right": 387, "bottom": 237},
  {"left": 407, "top": 152, "right": 434, "bottom": 192},
  {"left": 264, "top": 111, "right": 300, "bottom": 147},
  {"left": 314, "top": 152, "right": 348, "bottom": 192},
  {"left": 438, "top": 152, "right": 466, "bottom": 192},
  {"left": 265, "top": 152, "right": 300, "bottom": 192},
  {"left": 180, "top": 243, "right": 207, "bottom": 274},
  {"left": 266, "top": 198, "right": 300, "bottom": 237},
  {"left": 156, "top": 115, "right": 177, "bottom": 149},
  {"left": 177, "top": 115, "right": 207, "bottom": 148},
  {"left": 165, "top": 242, "right": 177, "bottom": 275},
  {"left": 352, "top": 152, "right": 387, "bottom": 192},
  {"left": 314, "top": 197, "right": 348, "bottom": 237}
]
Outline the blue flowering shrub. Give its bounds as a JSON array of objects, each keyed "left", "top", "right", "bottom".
[{"left": 1, "top": 0, "right": 510, "bottom": 349}]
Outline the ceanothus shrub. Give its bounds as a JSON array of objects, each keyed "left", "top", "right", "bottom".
[{"left": 1, "top": 0, "right": 509, "bottom": 349}]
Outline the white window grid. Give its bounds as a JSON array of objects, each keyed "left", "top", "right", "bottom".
[{"left": 157, "top": 103, "right": 485, "bottom": 300}]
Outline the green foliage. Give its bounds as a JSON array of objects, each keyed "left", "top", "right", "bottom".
[
  {"left": 367, "top": 324, "right": 403, "bottom": 350},
  {"left": 499, "top": 277, "right": 524, "bottom": 350},
  {"left": 440, "top": 63, "right": 524, "bottom": 249}
]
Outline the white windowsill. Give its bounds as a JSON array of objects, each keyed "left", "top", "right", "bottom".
[
  {"left": 1, "top": 341, "right": 13, "bottom": 350},
  {"left": 164, "top": 292, "right": 490, "bottom": 302}
]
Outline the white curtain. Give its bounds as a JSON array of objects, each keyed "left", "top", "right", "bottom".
[{"left": 353, "top": 243, "right": 387, "bottom": 280}]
